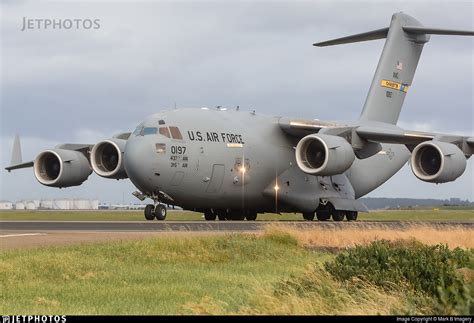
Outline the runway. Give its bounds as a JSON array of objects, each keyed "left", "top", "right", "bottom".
[
  {"left": 1, "top": 220, "right": 473, "bottom": 232},
  {"left": 1, "top": 220, "right": 472, "bottom": 250}
]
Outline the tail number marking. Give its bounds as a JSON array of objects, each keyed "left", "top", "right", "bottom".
[{"left": 381, "top": 79, "right": 409, "bottom": 93}]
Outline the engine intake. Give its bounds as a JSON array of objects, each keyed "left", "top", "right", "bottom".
[
  {"left": 411, "top": 141, "right": 466, "bottom": 183},
  {"left": 295, "top": 134, "right": 355, "bottom": 176},
  {"left": 34, "top": 149, "right": 92, "bottom": 187},
  {"left": 91, "top": 139, "right": 128, "bottom": 179}
]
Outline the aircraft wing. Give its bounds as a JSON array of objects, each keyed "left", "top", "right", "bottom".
[
  {"left": 55, "top": 143, "right": 93, "bottom": 151},
  {"left": 355, "top": 126, "right": 474, "bottom": 155},
  {"left": 5, "top": 132, "right": 131, "bottom": 173},
  {"left": 5, "top": 161, "right": 34, "bottom": 172},
  {"left": 278, "top": 117, "right": 473, "bottom": 156},
  {"left": 278, "top": 117, "right": 340, "bottom": 137},
  {"left": 355, "top": 126, "right": 435, "bottom": 145},
  {"left": 4, "top": 142, "right": 94, "bottom": 172}
]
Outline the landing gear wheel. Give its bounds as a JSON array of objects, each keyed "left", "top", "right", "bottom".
[
  {"left": 217, "top": 210, "right": 227, "bottom": 221},
  {"left": 245, "top": 211, "right": 258, "bottom": 221},
  {"left": 302, "top": 212, "right": 315, "bottom": 221},
  {"left": 346, "top": 211, "right": 358, "bottom": 221},
  {"left": 316, "top": 211, "right": 331, "bottom": 221},
  {"left": 204, "top": 210, "right": 217, "bottom": 221},
  {"left": 332, "top": 210, "right": 345, "bottom": 222},
  {"left": 228, "top": 211, "right": 245, "bottom": 221},
  {"left": 154, "top": 204, "right": 167, "bottom": 221},
  {"left": 144, "top": 204, "right": 155, "bottom": 221}
]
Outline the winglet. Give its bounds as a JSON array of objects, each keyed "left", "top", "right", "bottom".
[
  {"left": 5, "top": 135, "right": 34, "bottom": 172},
  {"left": 11, "top": 134, "right": 22, "bottom": 165}
]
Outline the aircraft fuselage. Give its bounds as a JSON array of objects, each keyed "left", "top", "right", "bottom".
[{"left": 124, "top": 108, "right": 410, "bottom": 213}]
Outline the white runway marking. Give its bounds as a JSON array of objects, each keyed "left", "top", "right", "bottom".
[{"left": 0, "top": 233, "right": 45, "bottom": 238}]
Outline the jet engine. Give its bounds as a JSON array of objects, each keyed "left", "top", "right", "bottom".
[
  {"left": 34, "top": 149, "right": 92, "bottom": 187},
  {"left": 295, "top": 134, "right": 355, "bottom": 176},
  {"left": 410, "top": 141, "right": 466, "bottom": 183},
  {"left": 91, "top": 139, "right": 128, "bottom": 179}
]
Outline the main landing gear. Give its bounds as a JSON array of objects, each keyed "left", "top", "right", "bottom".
[
  {"left": 302, "top": 202, "right": 358, "bottom": 221},
  {"left": 203, "top": 209, "right": 258, "bottom": 221},
  {"left": 144, "top": 203, "right": 167, "bottom": 221}
]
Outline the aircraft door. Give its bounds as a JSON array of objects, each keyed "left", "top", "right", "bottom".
[{"left": 206, "top": 164, "right": 225, "bottom": 193}]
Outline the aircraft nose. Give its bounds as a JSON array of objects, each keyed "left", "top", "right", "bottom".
[{"left": 124, "top": 137, "right": 156, "bottom": 193}]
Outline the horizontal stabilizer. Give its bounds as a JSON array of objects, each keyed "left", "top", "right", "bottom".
[
  {"left": 403, "top": 26, "right": 474, "bottom": 36},
  {"left": 314, "top": 25, "right": 473, "bottom": 48},
  {"left": 313, "top": 28, "right": 388, "bottom": 47}
]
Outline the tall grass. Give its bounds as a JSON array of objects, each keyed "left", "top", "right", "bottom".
[
  {"left": 0, "top": 233, "right": 316, "bottom": 314},
  {"left": 2, "top": 227, "right": 472, "bottom": 315},
  {"left": 263, "top": 224, "right": 474, "bottom": 249}
]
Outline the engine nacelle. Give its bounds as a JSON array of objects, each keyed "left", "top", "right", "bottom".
[
  {"left": 295, "top": 134, "right": 355, "bottom": 176},
  {"left": 91, "top": 139, "right": 128, "bottom": 179},
  {"left": 411, "top": 141, "right": 466, "bottom": 183},
  {"left": 34, "top": 149, "right": 92, "bottom": 187}
]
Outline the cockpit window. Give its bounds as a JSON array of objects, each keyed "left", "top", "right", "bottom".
[
  {"left": 169, "top": 126, "right": 183, "bottom": 140},
  {"left": 159, "top": 127, "right": 171, "bottom": 138},
  {"left": 133, "top": 126, "right": 144, "bottom": 136},
  {"left": 143, "top": 127, "right": 158, "bottom": 136},
  {"left": 158, "top": 120, "right": 166, "bottom": 125}
]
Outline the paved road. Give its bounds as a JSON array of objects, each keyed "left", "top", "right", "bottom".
[{"left": 1, "top": 220, "right": 472, "bottom": 232}]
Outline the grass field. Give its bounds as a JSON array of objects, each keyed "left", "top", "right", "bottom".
[
  {"left": 1, "top": 227, "right": 472, "bottom": 315},
  {"left": 0, "top": 209, "right": 473, "bottom": 221},
  {"left": 0, "top": 233, "right": 325, "bottom": 314}
]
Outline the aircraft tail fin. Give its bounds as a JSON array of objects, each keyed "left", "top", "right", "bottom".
[{"left": 314, "top": 12, "right": 474, "bottom": 125}]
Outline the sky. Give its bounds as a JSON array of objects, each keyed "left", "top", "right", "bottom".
[{"left": 0, "top": 0, "right": 472, "bottom": 204}]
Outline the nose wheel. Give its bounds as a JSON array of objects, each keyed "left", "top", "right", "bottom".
[{"left": 144, "top": 204, "right": 167, "bottom": 221}]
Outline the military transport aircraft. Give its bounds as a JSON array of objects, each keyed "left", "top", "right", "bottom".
[{"left": 5, "top": 12, "right": 474, "bottom": 221}]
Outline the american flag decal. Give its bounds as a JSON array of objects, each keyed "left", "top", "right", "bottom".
[{"left": 396, "top": 61, "right": 403, "bottom": 70}]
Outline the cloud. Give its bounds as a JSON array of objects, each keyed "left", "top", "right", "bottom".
[{"left": 1, "top": 1, "right": 472, "bottom": 202}]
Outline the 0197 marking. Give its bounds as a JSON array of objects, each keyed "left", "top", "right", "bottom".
[{"left": 171, "top": 146, "right": 186, "bottom": 154}]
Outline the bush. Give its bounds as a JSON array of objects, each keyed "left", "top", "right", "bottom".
[{"left": 324, "top": 240, "right": 472, "bottom": 314}]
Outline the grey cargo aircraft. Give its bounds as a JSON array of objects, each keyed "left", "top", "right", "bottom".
[{"left": 6, "top": 12, "right": 474, "bottom": 221}]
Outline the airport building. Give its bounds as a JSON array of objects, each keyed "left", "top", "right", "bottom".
[
  {"left": 3, "top": 198, "right": 100, "bottom": 210},
  {"left": 0, "top": 201, "right": 14, "bottom": 210},
  {"left": 0, "top": 199, "right": 168, "bottom": 210}
]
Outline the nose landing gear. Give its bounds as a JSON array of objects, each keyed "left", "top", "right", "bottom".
[
  {"left": 135, "top": 191, "right": 168, "bottom": 221},
  {"left": 144, "top": 203, "right": 167, "bottom": 221}
]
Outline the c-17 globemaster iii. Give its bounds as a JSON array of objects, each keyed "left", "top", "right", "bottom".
[{"left": 6, "top": 12, "right": 474, "bottom": 221}]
